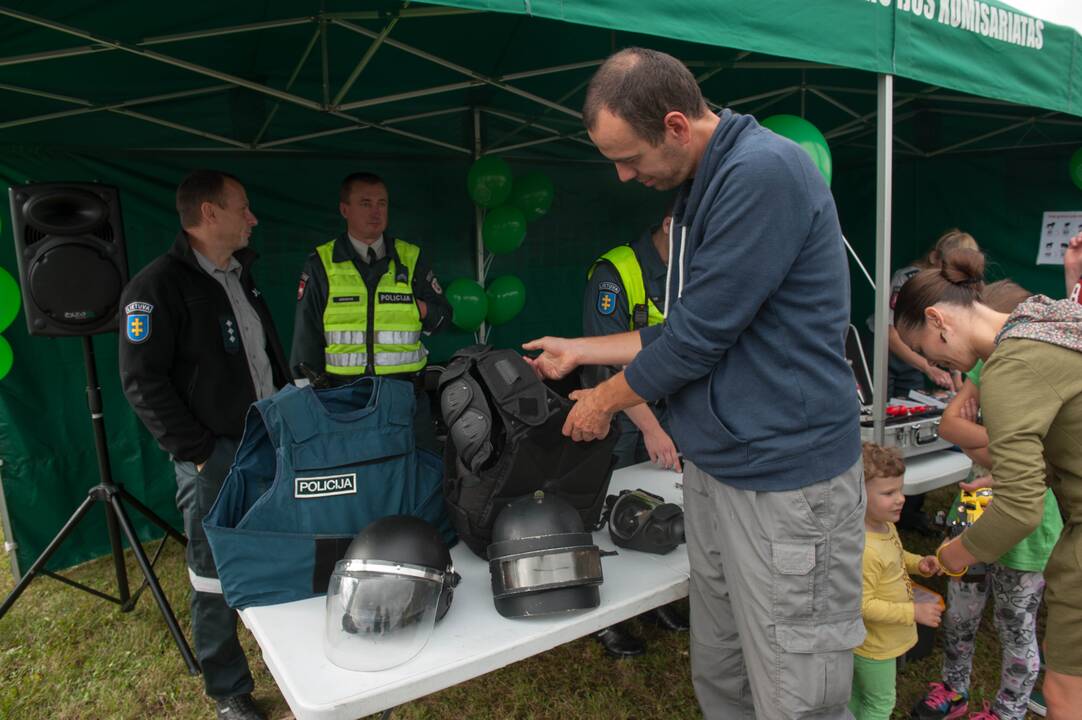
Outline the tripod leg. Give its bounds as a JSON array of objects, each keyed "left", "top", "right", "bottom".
[
  {"left": 103, "top": 491, "right": 131, "bottom": 607},
  {"left": 115, "top": 486, "right": 187, "bottom": 546},
  {"left": 109, "top": 494, "right": 200, "bottom": 676},
  {"left": 0, "top": 493, "right": 98, "bottom": 619}
]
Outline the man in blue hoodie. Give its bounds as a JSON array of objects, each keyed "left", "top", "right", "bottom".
[{"left": 525, "top": 48, "right": 864, "bottom": 720}]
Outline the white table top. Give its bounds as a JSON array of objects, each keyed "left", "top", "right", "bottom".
[
  {"left": 241, "top": 450, "right": 968, "bottom": 719},
  {"left": 240, "top": 464, "right": 689, "bottom": 720},
  {"left": 901, "top": 450, "right": 973, "bottom": 495}
]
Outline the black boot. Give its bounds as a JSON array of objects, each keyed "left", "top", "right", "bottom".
[
  {"left": 641, "top": 604, "right": 689, "bottom": 632},
  {"left": 595, "top": 623, "right": 646, "bottom": 658},
  {"left": 215, "top": 694, "right": 266, "bottom": 720}
]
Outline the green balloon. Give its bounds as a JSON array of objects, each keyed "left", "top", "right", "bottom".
[
  {"left": 0, "top": 266, "right": 20, "bottom": 333},
  {"left": 485, "top": 275, "right": 526, "bottom": 326},
  {"left": 483, "top": 205, "right": 527, "bottom": 255},
  {"left": 760, "top": 114, "right": 833, "bottom": 186},
  {"left": 510, "top": 172, "right": 554, "bottom": 221},
  {"left": 467, "top": 156, "right": 513, "bottom": 208},
  {"left": 1070, "top": 147, "right": 1082, "bottom": 191},
  {"left": 0, "top": 336, "right": 12, "bottom": 381},
  {"left": 445, "top": 278, "right": 488, "bottom": 331}
]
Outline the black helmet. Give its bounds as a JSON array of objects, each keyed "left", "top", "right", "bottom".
[
  {"left": 487, "top": 491, "right": 606, "bottom": 618},
  {"left": 324, "top": 516, "right": 460, "bottom": 671}
]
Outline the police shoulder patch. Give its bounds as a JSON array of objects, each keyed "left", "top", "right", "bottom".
[
  {"left": 597, "top": 290, "right": 617, "bottom": 315},
  {"left": 124, "top": 301, "right": 153, "bottom": 344},
  {"left": 598, "top": 281, "right": 621, "bottom": 294}
]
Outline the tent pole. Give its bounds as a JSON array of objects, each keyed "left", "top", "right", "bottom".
[
  {"left": 258, "top": 107, "right": 467, "bottom": 149},
  {"left": 333, "top": 19, "right": 582, "bottom": 119},
  {"left": 872, "top": 74, "right": 894, "bottom": 446},
  {"left": 486, "top": 76, "right": 592, "bottom": 149},
  {"left": 488, "top": 132, "right": 589, "bottom": 154},
  {"left": 332, "top": 10, "right": 401, "bottom": 106},
  {"left": 320, "top": 18, "right": 330, "bottom": 108},
  {"left": 481, "top": 108, "right": 592, "bottom": 153},
  {"left": 474, "top": 108, "right": 487, "bottom": 344},
  {"left": 0, "top": 7, "right": 325, "bottom": 111},
  {"left": 0, "top": 85, "right": 231, "bottom": 131},
  {"left": 927, "top": 113, "right": 1054, "bottom": 156},
  {"left": 338, "top": 81, "right": 482, "bottom": 111},
  {"left": 253, "top": 26, "right": 322, "bottom": 146},
  {"left": 0, "top": 17, "right": 311, "bottom": 68}
]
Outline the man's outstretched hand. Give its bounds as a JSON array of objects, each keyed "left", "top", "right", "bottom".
[{"left": 522, "top": 337, "right": 579, "bottom": 380}]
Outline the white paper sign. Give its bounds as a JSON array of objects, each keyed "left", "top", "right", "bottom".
[{"left": 1037, "top": 211, "right": 1082, "bottom": 265}]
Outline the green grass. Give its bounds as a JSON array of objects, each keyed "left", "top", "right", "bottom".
[{"left": 0, "top": 485, "right": 1042, "bottom": 719}]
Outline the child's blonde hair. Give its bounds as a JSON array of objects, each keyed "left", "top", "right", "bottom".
[
  {"left": 862, "top": 442, "right": 905, "bottom": 482},
  {"left": 915, "top": 228, "right": 979, "bottom": 269}
]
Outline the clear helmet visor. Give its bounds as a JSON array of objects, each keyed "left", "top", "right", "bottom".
[{"left": 324, "top": 560, "right": 443, "bottom": 671}]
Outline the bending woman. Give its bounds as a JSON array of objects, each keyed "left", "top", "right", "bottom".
[{"left": 893, "top": 248, "right": 1082, "bottom": 720}]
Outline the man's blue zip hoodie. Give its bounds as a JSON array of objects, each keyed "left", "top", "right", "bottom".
[{"left": 624, "top": 109, "right": 861, "bottom": 490}]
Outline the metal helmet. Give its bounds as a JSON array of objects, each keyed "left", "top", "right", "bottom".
[
  {"left": 324, "top": 515, "right": 460, "bottom": 671},
  {"left": 487, "top": 491, "right": 606, "bottom": 618}
]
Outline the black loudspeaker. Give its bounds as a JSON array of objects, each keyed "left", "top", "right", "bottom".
[{"left": 9, "top": 182, "right": 128, "bottom": 336}]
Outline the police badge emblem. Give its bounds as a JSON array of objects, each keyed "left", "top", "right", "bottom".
[
  {"left": 124, "top": 301, "right": 153, "bottom": 343},
  {"left": 597, "top": 290, "right": 617, "bottom": 315}
]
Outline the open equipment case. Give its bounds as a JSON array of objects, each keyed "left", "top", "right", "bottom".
[{"left": 846, "top": 325, "right": 953, "bottom": 458}]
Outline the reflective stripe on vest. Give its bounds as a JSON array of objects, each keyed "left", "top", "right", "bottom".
[
  {"left": 588, "top": 245, "right": 665, "bottom": 330},
  {"left": 316, "top": 238, "right": 427, "bottom": 375}
]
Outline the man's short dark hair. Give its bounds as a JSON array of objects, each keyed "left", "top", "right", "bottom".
[
  {"left": 583, "top": 48, "right": 708, "bottom": 146},
  {"left": 176, "top": 169, "right": 241, "bottom": 229},
  {"left": 339, "top": 172, "right": 386, "bottom": 203}
]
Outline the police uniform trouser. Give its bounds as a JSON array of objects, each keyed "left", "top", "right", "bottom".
[
  {"left": 175, "top": 437, "right": 253, "bottom": 699},
  {"left": 682, "top": 458, "right": 865, "bottom": 720}
]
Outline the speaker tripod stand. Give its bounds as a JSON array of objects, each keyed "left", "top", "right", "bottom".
[{"left": 0, "top": 336, "right": 199, "bottom": 675}]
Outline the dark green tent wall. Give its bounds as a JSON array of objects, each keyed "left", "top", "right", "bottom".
[
  {"left": 0, "top": 147, "right": 670, "bottom": 573},
  {"left": 0, "top": 1, "right": 1080, "bottom": 574}
]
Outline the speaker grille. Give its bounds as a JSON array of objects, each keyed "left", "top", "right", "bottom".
[
  {"left": 24, "top": 226, "right": 46, "bottom": 246},
  {"left": 9, "top": 181, "right": 128, "bottom": 337}
]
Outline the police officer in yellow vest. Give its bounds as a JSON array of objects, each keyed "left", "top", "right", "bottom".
[
  {"left": 582, "top": 210, "right": 689, "bottom": 658},
  {"left": 583, "top": 212, "right": 678, "bottom": 471},
  {"left": 291, "top": 172, "right": 451, "bottom": 449}
]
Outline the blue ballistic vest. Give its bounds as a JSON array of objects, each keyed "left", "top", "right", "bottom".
[{"left": 203, "top": 377, "right": 453, "bottom": 609}]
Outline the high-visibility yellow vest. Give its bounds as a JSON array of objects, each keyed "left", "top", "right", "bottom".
[
  {"left": 589, "top": 245, "right": 665, "bottom": 330},
  {"left": 317, "top": 238, "right": 427, "bottom": 376}
]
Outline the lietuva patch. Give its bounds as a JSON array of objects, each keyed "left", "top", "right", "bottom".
[
  {"left": 124, "top": 301, "right": 153, "bottom": 343},
  {"left": 378, "top": 292, "right": 414, "bottom": 304},
  {"left": 294, "top": 473, "right": 358, "bottom": 498},
  {"left": 598, "top": 281, "right": 621, "bottom": 294},
  {"left": 332, "top": 295, "right": 360, "bottom": 303}
]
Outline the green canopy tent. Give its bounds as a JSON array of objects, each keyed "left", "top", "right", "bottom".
[{"left": 0, "top": 0, "right": 1080, "bottom": 577}]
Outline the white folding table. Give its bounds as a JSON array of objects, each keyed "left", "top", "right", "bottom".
[
  {"left": 901, "top": 450, "right": 972, "bottom": 495},
  {"left": 240, "top": 464, "right": 690, "bottom": 720},
  {"left": 240, "top": 450, "right": 969, "bottom": 719}
]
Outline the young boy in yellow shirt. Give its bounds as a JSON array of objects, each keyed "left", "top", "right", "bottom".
[{"left": 849, "top": 443, "right": 943, "bottom": 720}]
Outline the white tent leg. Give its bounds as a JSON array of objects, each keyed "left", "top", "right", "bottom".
[{"left": 872, "top": 74, "right": 894, "bottom": 445}]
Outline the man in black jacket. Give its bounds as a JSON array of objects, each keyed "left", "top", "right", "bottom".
[{"left": 119, "top": 169, "right": 289, "bottom": 720}]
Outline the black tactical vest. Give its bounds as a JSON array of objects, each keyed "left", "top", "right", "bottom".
[{"left": 438, "top": 345, "right": 618, "bottom": 557}]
